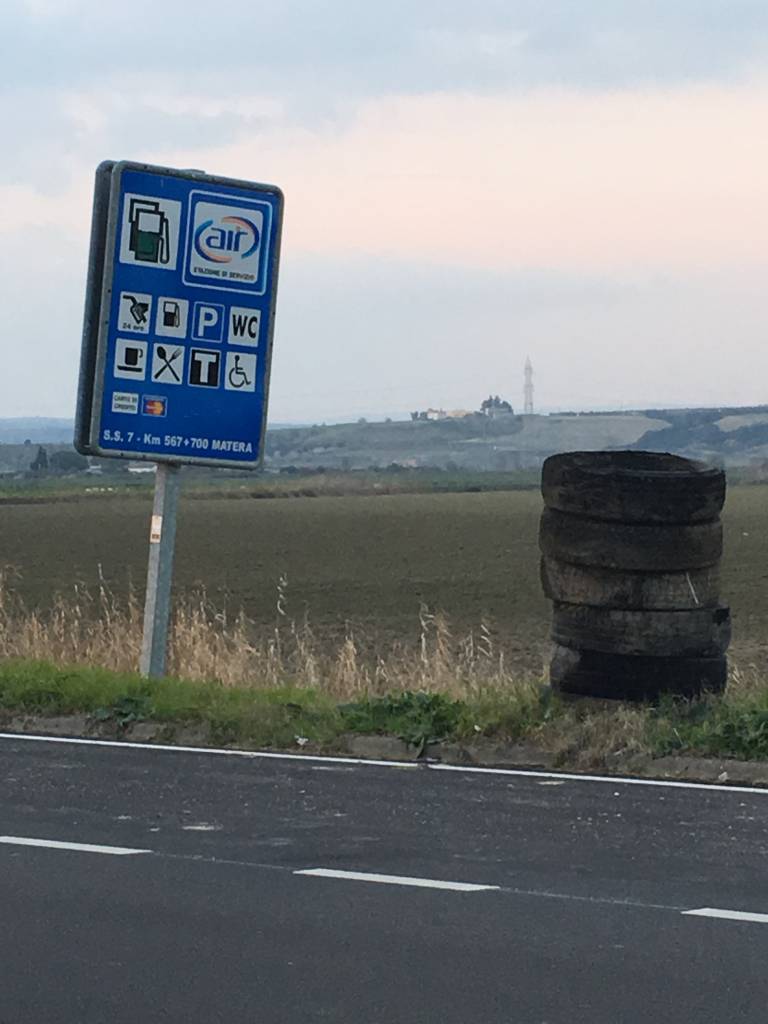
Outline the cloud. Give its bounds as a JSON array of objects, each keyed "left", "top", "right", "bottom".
[
  {"left": 4, "top": 0, "right": 768, "bottom": 97},
  {"left": 163, "top": 81, "right": 768, "bottom": 273},
  {"left": 1, "top": 226, "right": 766, "bottom": 419},
  {"left": 4, "top": 1, "right": 768, "bottom": 418},
  {"left": 0, "top": 222, "right": 87, "bottom": 418},
  {"left": 4, "top": 1, "right": 768, "bottom": 192},
  {"left": 268, "top": 255, "right": 768, "bottom": 420}
]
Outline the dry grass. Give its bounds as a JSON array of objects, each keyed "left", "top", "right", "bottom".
[
  {"left": 534, "top": 702, "right": 651, "bottom": 769},
  {"left": 0, "top": 570, "right": 669, "bottom": 767},
  {"left": 7, "top": 566, "right": 768, "bottom": 768},
  {"left": 720, "top": 662, "right": 765, "bottom": 700},
  {"left": 0, "top": 568, "right": 541, "bottom": 700}
]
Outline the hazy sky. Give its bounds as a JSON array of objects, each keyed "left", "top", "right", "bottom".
[{"left": 3, "top": 0, "right": 768, "bottom": 421}]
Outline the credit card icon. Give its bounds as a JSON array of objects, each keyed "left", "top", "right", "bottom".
[{"left": 141, "top": 396, "right": 168, "bottom": 417}]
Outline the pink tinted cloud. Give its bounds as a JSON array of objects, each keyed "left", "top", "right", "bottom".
[{"left": 169, "top": 81, "right": 768, "bottom": 273}]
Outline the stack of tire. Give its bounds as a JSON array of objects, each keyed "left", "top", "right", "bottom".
[{"left": 539, "top": 451, "right": 729, "bottom": 701}]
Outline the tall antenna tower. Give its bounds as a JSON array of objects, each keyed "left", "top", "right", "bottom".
[{"left": 524, "top": 356, "right": 534, "bottom": 415}]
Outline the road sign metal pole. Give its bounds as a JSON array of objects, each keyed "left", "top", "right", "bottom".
[
  {"left": 140, "top": 462, "right": 181, "bottom": 677},
  {"left": 76, "top": 163, "right": 282, "bottom": 678}
]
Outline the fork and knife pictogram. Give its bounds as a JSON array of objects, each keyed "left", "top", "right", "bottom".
[{"left": 154, "top": 345, "right": 182, "bottom": 382}]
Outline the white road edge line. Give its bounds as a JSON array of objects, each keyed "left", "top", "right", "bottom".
[
  {"left": 295, "top": 868, "right": 499, "bottom": 892},
  {"left": 427, "top": 762, "right": 768, "bottom": 795},
  {"left": 683, "top": 907, "right": 768, "bottom": 924},
  {"left": 0, "top": 732, "right": 415, "bottom": 770},
  {"left": 0, "top": 836, "right": 151, "bottom": 856},
  {"left": 0, "top": 731, "right": 765, "bottom": 796}
]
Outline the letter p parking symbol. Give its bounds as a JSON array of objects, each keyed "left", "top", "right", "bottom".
[{"left": 192, "top": 302, "right": 225, "bottom": 342}]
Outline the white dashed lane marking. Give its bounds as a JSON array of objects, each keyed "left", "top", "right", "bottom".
[
  {"left": 3, "top": 834, "right": 764, "bottom": 924},
  {"left": 683, "top": 908, "right": 768, "bottom": 924},
  {"left": 0, "top": 835, "right": 151, "bottom": 855},
  {"left": 295, "top": 868, "right": 500, "bottom": 892}
]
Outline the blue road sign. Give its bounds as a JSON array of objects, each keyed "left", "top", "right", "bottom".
[{"left": 76, "top": 161, "right": 283, "bottom": 468}]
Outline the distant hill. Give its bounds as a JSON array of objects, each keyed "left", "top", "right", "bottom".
[
  {"left": 628, "top": 406, "right": 768, "bottom": 465},
  {"left": 0, "top": 418, "right": 311, "bottom": 445},
  {"left": 0, "top": 418, "right": 74, "bottom": 445},
  {"left": 262, "top": 412, "right": 670, "bottom": 472},
  {"left": 5, "top": 404, "right": 768, "bottom": 473}
]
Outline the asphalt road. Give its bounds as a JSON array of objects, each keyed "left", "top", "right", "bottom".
[{"left": 2, "top": 734, "right": 768, "bottom": 1023}]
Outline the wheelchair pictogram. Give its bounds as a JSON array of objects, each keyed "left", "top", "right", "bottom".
[
  {"left": 228, "top": 354, "right": 251, "bottom": 389},
  {"left": 224, "top": 351, "right": 257, "bottom": 393}
]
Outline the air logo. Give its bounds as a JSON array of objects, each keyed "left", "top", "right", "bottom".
[
  {"left": 187, "top": 198, "right": 264, "bottom": 286},
  {"left": 195, "top": 217, "right": 258, "bottom": 262},
  {"left": 227, "top": 307, "right": 261, "bottom": 346}
]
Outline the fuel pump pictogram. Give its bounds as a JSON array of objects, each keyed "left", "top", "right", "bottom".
[{"left": 128, "top": 198, "right": 171, "bottom": 264}]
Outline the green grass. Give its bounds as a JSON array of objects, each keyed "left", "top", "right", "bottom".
[
  {"left": 5, "top": 658, "right": 768, "bottom": 767},
  {"left": 0, "top": 476, "right": 151, "bottom": 501},
  {"left": 0, "top": 467, "right": 539, "bottom": 503},
  {"left": 648, "top": 689, "right": 768, "bottom": 761},
  {"left": 0, "top": 660, "right": 549, "bottom": 753},
  {"left": 340, "top": 685, "right": 561, "bottom": 753},
  {"left": 0, "top": 659, "right": 343, "bottom": 749}
]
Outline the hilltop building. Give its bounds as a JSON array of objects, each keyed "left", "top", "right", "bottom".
[
  {"left": 410, "top": 408, "right": 472, "bottom": 421},
  {"left": 480, "top": 395, "right": 514, "bottom": 417}
]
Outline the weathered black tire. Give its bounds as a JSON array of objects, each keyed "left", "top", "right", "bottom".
[
  {"left": 541, "top": 451, "right": 725, "bottom": 524},
  {"left": 551, "top": 602, "right": 731, "bottom": 657},
  {"left": 540, "top": 557, "right": 720, "bottom": 610},
  {"left": 539, "top": 508, "right": 723, "bottom": 571},
  {"left": 549, "top": 645, "right": 727, "bottom": 701}
]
